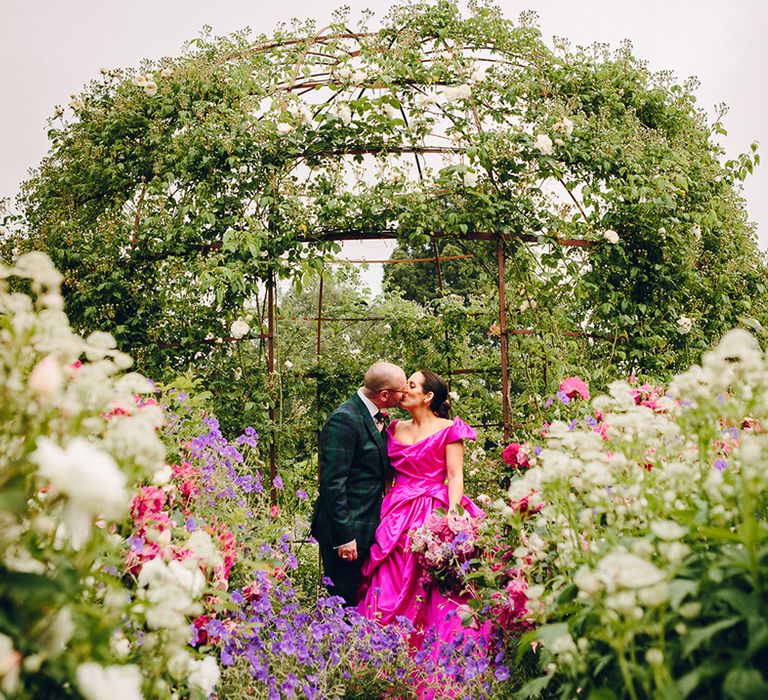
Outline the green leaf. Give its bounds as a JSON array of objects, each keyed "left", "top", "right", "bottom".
[
  {"left": 514, "top": 674, "right": 552, "bottom": 700},
  {"left": 669, "top": 578, "right": 699, "bottom": 610},
  {"left": 723, "top": 668, "right": 768, "bottom": 700},
  {"left": 683, "top": 617, "right": 741, "bottom": 657}
]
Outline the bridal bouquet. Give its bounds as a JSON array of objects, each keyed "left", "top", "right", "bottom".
[{"left": 410, "top": 508, "right": 483, "bottom": 595}]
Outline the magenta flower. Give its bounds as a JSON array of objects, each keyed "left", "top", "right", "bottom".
[{"left": 559, "top": 375, "right": 590, "bottom": 400}]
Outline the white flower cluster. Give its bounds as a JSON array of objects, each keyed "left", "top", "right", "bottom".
[
  {"left": 132, "top": 73, "right": 158, "bottom": 96},
  {"left": 497, "top": 327, "right": 768, "bottom": 663},
  {"left": 1, "top": 253, "right": 219, "bottom": 697}
]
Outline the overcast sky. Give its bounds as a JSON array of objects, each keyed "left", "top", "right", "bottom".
[{"left": 2, "top": 1, "right": 765, "bottom": 291}]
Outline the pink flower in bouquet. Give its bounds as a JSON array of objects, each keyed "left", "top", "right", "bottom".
[
  {"left": 502, "top": 442, "right": 530, "bottom": 469},
  {"left": 559, "top": 376, "right": 589, "bottom": 401},
  {"left": 425, "top": 511, "right": 453, "bottom": 539}
]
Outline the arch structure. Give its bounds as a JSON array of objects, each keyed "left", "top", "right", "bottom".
[{"left": 10, "top": 1, "right": 765, "bottom": 487}]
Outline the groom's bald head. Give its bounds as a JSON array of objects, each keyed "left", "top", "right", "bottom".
[{"left": 363, "top": 361, "right": 406, "bottom": 395}]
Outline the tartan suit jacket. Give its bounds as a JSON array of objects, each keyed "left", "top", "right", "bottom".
[{"left": 311, "top": 393, "right": 389, "bottom": 550}]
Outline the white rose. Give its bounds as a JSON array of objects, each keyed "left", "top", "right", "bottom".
[
  {"left": 469, "top": 66, "right": 486, "bottom": 84},
  {"left": 448, "top": 391, "right": 460, "bottom": 402},
  {"left": 533, "top": 133, "right": 554, "bottom": 155},
  {"left": 603, "top": 229, "right": 620, "bottom": 244},
  {"left": 143, "top": 81, "right": 158, "bottom": 96},
  {"left": 29, "top": 354, "right": 63, "bottom": 398},
  {"left": 188, "top": 656, "right": 220, "bottom": 696},
  {"left": 335, "top": 103, "right": 352, "bottom": 125},
  {"left": 186, "top": 530, "right": 223, "bottom": 569},
  {"left": 230, "top": 320, "right": 249, "bottom": 339},
  {"left": 676, "top": 316, "right": 692, "bottom": 335},
  {"left": 276, "top": 122, "right": 294, "bottom": 134},
  {"left": 76, "top": 663, "right": 143, "bottom": 700},
  {"left": 554, "top": 116, "right": 574, "bottom": 136},
  {"left": 151, "top": 464, "right": 173, "bottom": 486},
  {"left": 462, "top": 170, "right": 478, "bottom": 187},
  {"left": 33, "top": 438, "right": 129, "bottom": 547},
  {"left": 160, "top": 67, "right": 173, "bottom": 78},
  {"left": 442, "top": 84, "right": 471, "bottom": 103},
  {"left": 414, "top": 93, "right": 435, "bottom": 109},
  {"left": 132, "top": 74, "right": 149, "bottom": 87},
  {"left": 692, "top": 224, "right": 702, "bottom": 240}
]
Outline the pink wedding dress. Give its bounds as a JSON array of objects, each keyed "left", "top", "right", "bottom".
[{"left": 357, "top": 417, "right": 485, "bottom": 660}]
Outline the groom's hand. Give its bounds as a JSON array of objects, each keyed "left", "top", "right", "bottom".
[{"left": 337, "top": 540, "right": 358, "bottom": 561}]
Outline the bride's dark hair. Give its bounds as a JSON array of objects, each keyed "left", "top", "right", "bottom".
[{"left": 418, "top": 370, "right": 451, "bottom": 419}]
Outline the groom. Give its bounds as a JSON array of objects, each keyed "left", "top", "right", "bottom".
[{"left": 311, "top": 361, "right": 407, "bottom": 605}]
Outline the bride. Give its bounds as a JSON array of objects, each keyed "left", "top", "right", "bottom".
[{"left": 357, "top": 369, "right": 485, "bottom": 659}]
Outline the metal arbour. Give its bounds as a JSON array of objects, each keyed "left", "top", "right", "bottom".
[{"left": 235, "top": 25, "right": 598, "bottom": 491}]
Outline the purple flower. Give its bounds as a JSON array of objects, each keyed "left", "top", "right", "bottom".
[
  {"left": 272, "top": 475, "right": 284, "bottom": 490},
  {"left": 128, "top": 536, "right": 144, "bottom": 553},
  {"left": 296, "top": 489, "right": 309, "bottom": 501},
  {"left": 186, "top": 517, "right": 197, "bottom": 532},
  {"left": 544, "top": 395, "right": 554, "bottom": 408},
  {"left": 556, "top": 390, "right": 571, "bottom": 405},
  {"left": 714, "top": 458, "right": 727, "bottom": 472}
]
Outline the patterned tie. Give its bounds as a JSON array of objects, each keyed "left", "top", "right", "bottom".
[{"left": 374, "top": 411, "right": 388, "bottom": 432}]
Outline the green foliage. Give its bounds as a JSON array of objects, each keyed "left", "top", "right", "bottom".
[{"left": 5, "top": 0, "right": 765, "bottom": 463}]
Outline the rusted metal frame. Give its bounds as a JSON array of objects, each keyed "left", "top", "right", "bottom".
[
  {"left": 333, "top": 254, "right": 474, "bottom": 264},
  {"left": 155, "top": 335, "right": 270, "bottom": 349},
  {"left": 302, "top": 145, "right": 466, "bottom": 158},
  {"left": 497, "top": 238, "right": 511, "bottom": 442},
  {"left": 279, "top": 316, "right": 387, "bottom": 322},
  {"left": 298, "top": 230, "right": 595, "bottom": 247},
  {"left": 267, "top": 268, "right": 278, "bottom": 504}
]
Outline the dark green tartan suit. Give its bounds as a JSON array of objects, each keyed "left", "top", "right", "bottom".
[{"left": 311, "top": 393, "right": 389, "bottom": 604}]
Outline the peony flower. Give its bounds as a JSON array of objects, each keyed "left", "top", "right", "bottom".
[
  {"left": 29, "top": 354, "right": 63, "bottom": 398},
  {"left": 603, "top": 229, "right": 619, "bottom": 244},
  {"left": 76, "top": 663, "right": 143, "bottom": 700},
  {"left": 533, "top": 133, "right": 554, "bottom": 155},
  {"left": 559, "top": 376, "right": 590, "bottom": 401},
  {"left": 230, "top": 319, "right": 249, "bottom": 339},
  {"left": 676, "top": 316, "right": 692, "bottom": 334}
]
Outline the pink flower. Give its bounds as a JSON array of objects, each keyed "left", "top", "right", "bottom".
[
  {"left": 502, "top": 442, "right": 530, "bottom": 468},
  {"left": 593, "top": 422, "right": 609, "bottom": 441},
  {"left": 559, "top": 376, "right": 589, "bottom": 401}
]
